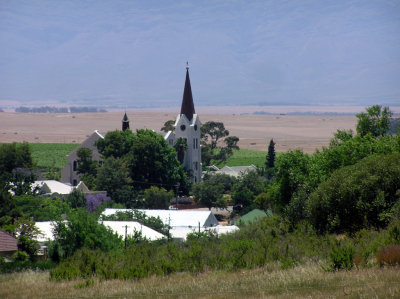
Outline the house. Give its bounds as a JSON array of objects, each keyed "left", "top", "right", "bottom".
[
  {"left": 164, "top": 65, "right": 202, "bottom": 183},
  {"left": 170, "top": 225, "right": 239, "bottom": 241},
  {"left": 0, "top": 229, "right": 18, "bottom": 257},
  {"left": 236, "top": 209, "right": 273, "bottom": 226},
  {"left": 102, "top": 209, "right": 219, "bottom": 228},
  {"left": 60, "top": 130, "right": 105, "bottom": 186},
  {"left": 101, "top": 221, "right": 166, "bottom": 241},
  {"left": 101, "top": 208, "right": 239, "bottom": 241},
  {"left": 215, "top": 165, "right": 258, "bottom": 178},
  {"left": 35, "top": 220, "right": 165, "bottom": 244}
]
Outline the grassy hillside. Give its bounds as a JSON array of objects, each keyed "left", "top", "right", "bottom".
[{"left": 30, "top": 143, "right": 78, "bottom": 170}]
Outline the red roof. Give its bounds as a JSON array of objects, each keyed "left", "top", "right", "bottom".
[{"left": 0, "top": 229, "right": 18, "bottom": 252}]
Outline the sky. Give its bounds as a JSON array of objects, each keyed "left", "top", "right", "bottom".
[{"left": 0, "top": 0, "right": 399, "bottom": 108}]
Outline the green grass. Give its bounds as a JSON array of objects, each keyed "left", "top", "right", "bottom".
[
  {"left": 29, "top": 143, "right": 266, "bottom": 170},
  {"left": 30, "top": 143, "right": 78, "bottom": 170},
  {"left": 221, "top": 149, "right": 268, "bottom": 167}
]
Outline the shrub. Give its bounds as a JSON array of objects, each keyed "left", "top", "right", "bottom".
[
  {"left": 376, "top": 245, "right": 400, "bottom": 267},
  {"left": 328, "top": 242, "right": 354, "bottom": 271}
]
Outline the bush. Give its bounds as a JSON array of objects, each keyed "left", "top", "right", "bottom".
[
  {"left": 328, "top": 242, "right": 354, "bottom": 271},
  {"left": 376, "top": 245, "right": 400, "bottom": 267}
]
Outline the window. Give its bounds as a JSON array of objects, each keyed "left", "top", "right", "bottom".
[
  {"left": 73, "top": 179, "right": 77, "bottom": 186},
  {"left": 180, "top": 124, "right": 186, "bottom": 131},
  {"left": 73, "top": 160, "right": 77, "bottom": 171},
  {"left": 194, "top": 124, "right": 198, "bottom": 131},
  {"left": 193, "top": 138, "right": 195, "bottom": 149}
]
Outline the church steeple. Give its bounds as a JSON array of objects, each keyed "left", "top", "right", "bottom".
[
  {"left": 180, "top": 63, "right": 195, "bottom": 121},
  {"left": 122, "top": 112, "right": 130, "bottom": 131}
]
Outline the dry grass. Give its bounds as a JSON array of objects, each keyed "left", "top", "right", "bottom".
[{"left": 1, "top": 263, "right": 400, "bottom": 298}]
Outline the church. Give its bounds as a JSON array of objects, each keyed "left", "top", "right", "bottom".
[{"left": 61, "top": 66, "right": 202, "bottom": 185}]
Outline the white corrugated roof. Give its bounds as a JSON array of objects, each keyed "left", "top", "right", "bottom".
[
  {"left": 102, "top": 209, "right": 219, "bottom": 228},
  {"left": 33, "top": 180, "right": 73, "bottom": 195},
  {"left": 170, "top": 225, "right": 239, "bottom": 241},
  {"left": 101, "top": 221, "right": 166, "bottom": 241}
]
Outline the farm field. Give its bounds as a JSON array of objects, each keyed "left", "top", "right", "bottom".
[
  {"left": 1, "top": 265, "right": 399, "bottom": 298},
  {"left": 28, "top": 143, "right": 268, "bottom": 170},
  {"left": 30, "top": 143, "right": 78, "bottom": 170},
  {"left": 0, "top": 109, "right": 358, "bottom": 153}
]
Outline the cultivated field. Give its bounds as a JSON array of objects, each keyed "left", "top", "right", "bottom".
[
  {"left": 0, "top": 107, "right": 359, "bottom": 153},
  {"left": 1, "top": 264, "right": 399, "bottom": 298}
]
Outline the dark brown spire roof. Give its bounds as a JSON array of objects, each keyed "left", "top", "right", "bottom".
[
  {"left": 122, "top": 112, "right": 130, "bottom": 131},
  {"left": 180, "top": 67, "right": 195, "bottom": 121}
]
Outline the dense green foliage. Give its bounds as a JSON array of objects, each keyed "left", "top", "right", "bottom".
[
  {"left": 50, "top": 218, "right": 400, "bottom": 280},
  {"left": 51, "top": 209, "right": 122, "bottom": 259},
  {"left": 308, "top": 154, "right": 400, "bottom": 233},
  {"left": 143, "top": 186, "right": 174, "bottom": 209},
  {"left": 96, "top": 129, "right": 190, "bottom": 201},
  {"left": 356, "top": 105, "right": 392, "bottom": 137}
]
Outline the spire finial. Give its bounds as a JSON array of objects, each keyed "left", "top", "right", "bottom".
[{"left": 186, "top": 61, "right": 189, "bottom": 70}]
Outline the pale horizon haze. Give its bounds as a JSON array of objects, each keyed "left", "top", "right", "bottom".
[{"left": 1, "top": 0, "right": 399, "bottom": 109}]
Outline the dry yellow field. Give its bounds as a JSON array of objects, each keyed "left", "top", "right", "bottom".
[{"left": 0, "top": 109, "right": 357, "bottom": 153}]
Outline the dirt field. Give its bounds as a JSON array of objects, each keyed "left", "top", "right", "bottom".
[{"left": 0, "top": 108, "right": 357, "bottom": 153}]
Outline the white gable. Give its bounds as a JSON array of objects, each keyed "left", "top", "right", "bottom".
[{"left": 33, "top": 180, "right": 74, "bottom": 195}]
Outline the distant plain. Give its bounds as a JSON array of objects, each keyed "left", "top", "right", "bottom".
[{"left": 0, "top": 106, "right": 362, "bottom": 153}]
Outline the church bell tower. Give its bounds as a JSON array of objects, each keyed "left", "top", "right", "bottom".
[{"left": 173, "top": 64, "right": 202, "bottom": 183}]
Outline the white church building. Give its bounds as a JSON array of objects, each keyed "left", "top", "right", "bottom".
[
  {"left": 165, "top": 66, "right": 202, "bottom": 183},
  {"left": 61, "top": 66, "right": 202, "bottom": 185}
]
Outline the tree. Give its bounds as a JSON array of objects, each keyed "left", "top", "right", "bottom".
[
  {"left": 66, "top": 189, "right": 87, "bottom": 209},
  {"left": 200, "top": 121, "right": 240, "bottom": 166},
  {"left": 308, "top": 153, "right": 400, "bottom": 233},
  {"left": 53, "top": 209, "right": 122, "bottom": 257},
  {"left": 76, "top": 147, "right": 98, "bottom": 189},
  {"left": 96, "top": 157, "right": 133, "bottom": 203},
  {"left": 202, "top": 173, "right": 237, "bottom": 193},
  {"left": 0, "top": 142, "right": 34, "bottom": 192},
  {"left": 270, "top": 150, "right": 311, "bottom": 210},
  {"left": 161, "top": 120, "right": 175, "bottom": 133},
  {"left": 96, "top": 129, "right": 135, "bottom": 159},
  {"left": 97, "top": 129, "right": 189, "bottom": 195},
  {"left": 14, "top": 218, "right": 41, "bottom": 259},
  {"left": 192, "top": 181, "right": 226, "bottom": 210},
  {"left": 174, "top": 138, "right": 188, "bottom": 164},
  {"left": 356, "top": 105, "right": 392, "bottom": 137},
  {"left": 232, "top": 170, "right": 265, "bottom": 207},
  {"left": 144, "top": 186, "right": 174, "bottom": 209},
  {"left": 265, "top": 139, "right": 276, "bottom": 169},
  {"left": 127, "top": 129, "right": 188, "bottom": 192}
]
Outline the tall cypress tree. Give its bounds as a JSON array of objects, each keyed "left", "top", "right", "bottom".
[{"left": 265, "top": 139, "right": 276, "bottom": 169}]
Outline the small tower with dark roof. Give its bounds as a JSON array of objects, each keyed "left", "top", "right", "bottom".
[
  {"left": 122, "top": 112, "right": 130, "bottom": 131},
  {"left": 180, "top": 64, "right": 195, "bottom": 121},
  {"left": 164, "top": 63, "right": 202, "bottom": 183}
]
